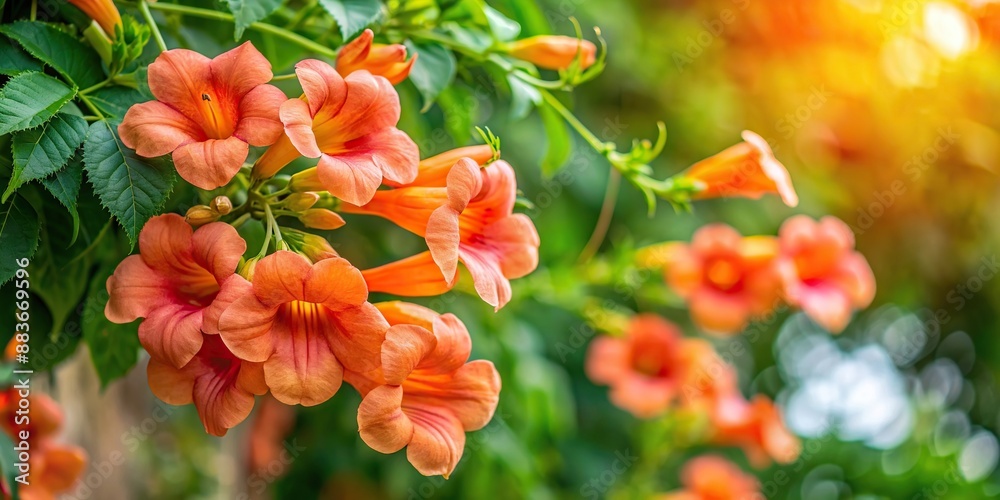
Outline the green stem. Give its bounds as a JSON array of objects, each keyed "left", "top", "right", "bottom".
[
  {"left": 578, "top": 169, "right": 621, "bottom": 264},
  {"left": 230, "top": 213, "right": 252, "bottom": 230},
  {"left": 539, "top": 88, "right": 610, "bottom": 155},
  {"left": 139, "top": 0, "right": 169, "bottom": 52},
  {"left": 271, "top": 73, "right": 298, "bottom": 81},
  {"left": 144, "top": 2, "right": 338, "bottom": 58},
  {"left": 77, "top": 94, "right": 106, "bottom": 121},
  {"left": 30, "top": 0, "right": 37, "bottom": 21},
  {"left": 79, "top": 77, "right": 113, "bottom": 96},
  {"left": 257, "top": 202, "right": 273, "bottom": 258}
]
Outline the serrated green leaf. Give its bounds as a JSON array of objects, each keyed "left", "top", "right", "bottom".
[
  {"left": 319, "top": 0, "right": 384, "bottom": 39},
  {"left": 0, "top": 21, "right": 105, "bottom": 88},
  {"left": 4, "top": 113, "right": 88, "bottom": 202},
  {"left": 85, "top": 85, "right": 145, "bottom": 119},
  {"left": 0, "top": 72, "right": 76, "bottom": 136},
  {"left": 227, "top": 0, "right": 285, "bottom": 39},
  {"left": 83, "top": 120, "right": 176, "bottom": 248},
  {"left": 82, "top": 259, "right": 141, "bottom": 387},
  {"left": 539, "top": 103, "right": 571, "bottom": 177},
  {"left": 0, "top": 195, "right": 39, "bottom": 285},
  {"left": 40, "top": 155, "right": 84, "bottom": 243},
  {"left": 404, "top": 40, "right": 457, "bottom": 112},
  {"left": 0, "top": 35, "right": 42, "bottom": 75}
]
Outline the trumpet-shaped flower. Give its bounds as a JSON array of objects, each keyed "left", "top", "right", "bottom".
[
  {"left": 344, "top": 159, "right": 539, "bottom": 310},
  {"left": 252, "top": 60, "right": 419, "bottom": 205},
  {"left": 105, "top": 214, "right": 246, "bottom": 369},
  {"left": 147, "top": 334, "right": 267, "bottom": 436},
  {"left": 346, "top": 302, "right": 501, "bottom": 478},
  {"left": 362, "top": 251, "right": 456, "bottom": 297},
  {"left": 710, "top": 396, "right": 801, "bottom": 468},
  {"left": 119, "top": 42, "right": 286, "bottom": 190},
  {"left": 683, "top": 131, "right": 798, "bottom": 207},
  {"left": 658, "top": 455, "right": 761, "bottom": 500},
  {"left": 586, "top": 315, "right": 729, "bottom": 418},
  {"left": 654, "top": 224, "right": 782, "bottom": 336},
  {"left": 777, "top": 215, "right": 876, "bottom": 333},
  {"left": 213, "top": 251, "right": 388, "bottom": 406},
  {"left": 336, "top": 29, "right": 417, "bottom": 84},
  {"left": 68, "top": 0, "right": 122, "bottom": 36},
  {"left": 507, "top": 36, "right": 597, "bottom": 70}
]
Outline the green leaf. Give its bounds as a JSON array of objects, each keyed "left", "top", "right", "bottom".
[
  {"left": 0, "top": 21, "right": 105, "bottom": 88},
  {"left": 40, "top": 155, "right": 84, "bottom": 243},
  {"left": 437, "top": 83, "right": 475, "bottom": 144},
  {"left": 0, "top": 35, "right": 43, "bottom": 75},
  {"left": 484, "top": 6, "right": 520, "bottom": 41},
  {"left": 82, "top": 260, "right": 141, "bottom": 387},
  {"left": 87, "top": 86, "right": 146, "bottom": 119},
  {"left": 319, "top": 0, "right": 384, "bottom": 39},
  {"left": 0, "top": 72, "right": 77, "bottom": 136},
  {"left": 404, "top": 40, "right": 457, "bottom": 112},
  {"left": 0, "top": 195, "right": 40, "bottom": 285},
  {"left": 227, "top": 0, "right": 285, "bottom": 39},
  {"left": 507, "top": 74, "right": 541, "bottom": 121},
  {"left": 538, "top": 104, "right": 571, "bottom": 177},
  {"left": 4, "top": 113, "right": 88, "bottom": 202},
  {"left": 83, "top": 120, "right": 176, "bottom": 248}
]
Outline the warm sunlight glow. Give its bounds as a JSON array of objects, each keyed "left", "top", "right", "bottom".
[{"left": 924, "top": 2, "right": 978, "bottom": 59}]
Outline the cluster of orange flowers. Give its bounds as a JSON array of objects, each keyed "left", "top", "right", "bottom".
[
  {"left": 0, "top": 390, "right": 86, "bottom": 500},
  {"left": 103, "top": 35, "right": 546, "bottom": 478}
]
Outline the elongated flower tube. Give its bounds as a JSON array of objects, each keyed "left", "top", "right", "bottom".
[
  {"left": 344, "top": 159, "right": 539, "bottom": 310},
  {"left": 252, "top": 60, "right": 419, "bottom": 205},
  {"left": 336, "top": 29, "right": 417, "bottom": 85},
  {"left": 682, "top": 130, "right": 798, "bottom": 207},
  {"left": 213, "top": 251, "right": 388, "bottom": 406},
  {"left": 147, "top": 334, "right": 267, "bottom": 437},
  {"left": 68, "top": 0, "right": 122, "bottom": 37},
  {"left": 105, "top": 214, "right": 246, "bottom": 369},
  {"left": 346, "top": 302, "right": 501, "bottom": 478},
  {"left": 507, "top": 35, "right": 597, "bottom": 70},
  {"left": 119, "top": 42, "right": 286, "bottom": 190},
  {"left": 362, "top": 251, "right": 456, "bottom": 297},
  {"left": 776, "top": 215, "right": 876, "bottom": 333}
]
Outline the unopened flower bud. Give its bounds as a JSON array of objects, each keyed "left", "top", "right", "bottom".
[
  {"left": 298, "top": 209, "right": 346, "bottom": 230},
  {"left": 299, "top": 233, "right": 339, "bottom": 262},
  {"left": 239, "top": 257, "right": 258, "bottom": 281},
  {"left": 185, "top": 205, "right": 218, "bottom": 227},
  {"left": 210, "top": 195, "right": 233, "bottom": 215},
  {"left": 285, "top": 192, "right": 320, "bottom": 212},
  {"left": 507, "top": 35, "right": 597, "bottom": 70},
  {"left": 289, "top": 168, "right": 324, "bottom": 192}
]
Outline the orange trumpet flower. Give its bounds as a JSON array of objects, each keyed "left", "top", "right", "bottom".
[
  {"left": 648, "top": 224, "right": 782, "bottom": 336},
  {"left": 147, "top": 334, "right": 267, "bottom": 437},
  {"left": 658, "top": 455, "right": 761, "bottom": 500},
  {"left": 252, "top": 59, "right": 419, "bottom": 205},
  {"left": 68, "top": 0, "right": 122, "bottom": 37},
  {"left": 212, "top": 251, "right": 388, "bottom": 406},
  {"left": 507, "top": 35, "right": 597, "bottom": 70},
  {"left": 777, "top": 215, "right": 876, "bottom": 333},
  {"left": 336, "top": 29, "right": 417, "bottom": 85},
  {"left": 119, "top": 42, "right": 286, "bottom": 190},
  {"left": 710, "top": 395, "right": 801, "bottom": 468},
  {"left": 346, "top": 302, "right": 501, "bottom": 478},
  {"left": 362, "top": 251, "right": 456, "bottom": 297},
  {"left": 105, "top": 214, "right": 247, "bottom": 369},
  {"left": 344, "top": 158, "right": 539, "bottom": 310},
  {"left": 682, "top": 130, "right": 798, "bottom": 207}
]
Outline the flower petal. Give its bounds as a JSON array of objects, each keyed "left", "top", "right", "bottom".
[
  {"left": 119, "top": 101, "right": 202, "bottom": 157},
  {"left": 316, "top": 152, "right": 384, "bottom": 206},
  {"left": 192, "top": 367, "right": 256, "bottom": 436},
  {"left": 688, "top": 288, "right": 752, "bottom": 335},
  {"left": 483, "top": 214, "right": 540, "bottom": 280},
  {"left": 264, "top": 319, "right": 343, "bottom": 406},
  {"left": 327, "top": 303, "right": 388, "bottom": 374},
  {"left": 191, "top": 222, "right": 246, "bottom": 283},
  {"left": 405, "top": 404, "right": 466, "bottom": 477},
  {"left": 304, "top": 256, "right": 368, "bottom": 308},
  {"left": 172, "top": 137, "right": 249, "bottom": 190},
  {"left": 210, "top": 41, "right": 273, "bottom": 99},
  {"left": 105, "top": 255, "right": 171, "bottom": 323},
  {"left": 217, "top": 294, "right": 278, "bottom": 362},
  {"left": 327, "top": 70, "right": 401, "bottom": 142},
  {"left": 418, "top": 313, "right": 472, "bottom": 375},
  {"left": 381, "top": 324, "right": 436, "bottom": 385},
  {"left": 235, "top": 84, "right": 286, "bottom": 147},
  {"left": 147, "top": 48, "right": 213, "bottom": 121},
  {"left": 252, "top": 251, "right": 311, "bottom": 307},
  {"left": 295, "top": 59, "right": 347, "bottom": 118},
  {"left": 203, "top": 275, "right": 253, "bottom": 335},
  {"left": 459, "top": 245, "right": 512, "bottom": 311},
  {"left": 280, "top": 97, "right": 322, "bottom": 158},
  {"left": 363, "top": 252, "right": 456, "bottom": 297},
  {"left": 357, "top": 385, "right": 413, "bottom": 454},
  {"left": 138, "top": 303, "right": 204, "bottom": 368},
  {"left": 147, "top": 356, "right": 195, "bottom": 405},
  {"left": 137, "top": 213, "right": 195, "bottom": 276},
  {"left": 434, "top": 360, "right": 500, "bottom": 430}
]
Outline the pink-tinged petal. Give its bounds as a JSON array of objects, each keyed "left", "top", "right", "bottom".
[
  {"left": 381, "top": 325, "right": 436, "bottom": 385},
  {"left": 688, "top": 289, "right": 752, "bottom": 336},
  {"left": 426, "top": 207, "right": 461, "bottom": 285},
  {"left": 138, "top": 303, "right": 204, "bottom": 368},
  {"left": 192, "top": 368, "right": 256, "bottom": 436},
  {"left": 363, "top": 252, "right": 456, "bottom": 297},
  {"left": 295, "top": 59, "right": 347, "bottom": 118},
  {"left": 327, "top": 71, "right": 401, "bottom": 142},
  {"left": 796, "top": 284, "right": 853, "bottom": 333},
  {"left": 203, "top": 275, "right": 253, "bottom": 335},
  {"left": 459, "top": 245, "right": 512, "bottom": 311},
  {"left": 137, "top": 213, "right": 194, "bottom": 276},
  {"left": 337, "top": 29, "right": 374, "bottom": 68},
  {"left": 691, "top": 224, "right": 742, "bottom": 256},
  {"left": 417, "top": 314, "right": 472, "bottom": 375},
  {"left": 210, "top": 42, "right": 273, "bottom": 99},
  {"left": 105, "top": 255, "right": 170, "bottom": 323},
  {"left": 483, "top": 214, "right": 540, "bottom": 279},
  {"left": 835, "top": 252, "right": 876, "bottom": 308},
  {"left": 436, "top": 360, "right": 501, "bottom": 430},
  {"left": 663, "top": 245, "right": 703, "bottom": 298},
  {"left": 778, "top": 215, "right": 821, "bottom": 253},
  {"left": 316, "top": 153, "right": 384, "bottom": 205},
  {"left": 147, "top": 49, "right": 213, "bottom": 119},
  {"left": 405, "top": 404, "right": 466, "bottom": 477},
  {"left": 304, "top": 256, "right": 368, "bottom": 308},
  {"left": 585, "top": 336, "right": 630, "bottom": 385},
  {"left": 235, "top": 84, "right": 286, "bottom": 146},
  {"left": 344, "top": 368, "right": 385, "bottom": 397},
  {"left": 444, "top": 158, "right": 482, "bottom": 210},
  {"left": 608, "top": 375, "right": 676, "bottom": 419},
  {"left": 147, "top": 357, "right": 194, "bottom": 405},
  {"left": 742, "top": 130, "right": 798, "bottom": 207},
  {"left": 217, "top": 295, "right": 278, "bottom": 362},
  {"left": 264, "top": 320, "right": 343, "bottom": 406},
  {"left": 280, "top": 98, "right": 322, "bottom": 158},
  {"left": 191, "top": 222, "right": 245, "bottom": 282},
  {"left": 251, "top": 251, "right": 311, "bottom": 307},
  {"left": 327, "top": 303, "right": 388, "bottom": 374},
  {"left": 119, "top": 101, "right": 202, "bottom": 157},
  {"left": 818, "top": 216, "right": 856, "bottom": 254},
  {"left": 357, "top": 385, "right": 413, "bottom": 454},
  {"left": 362, "top": 127, "right": 419, "bottom": 185},
  {"left": 172, "top": 137, "right": 249, "bottom": 190},
  {"left": 237, "top": 362, "right": 268, "bottom": 396}
]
